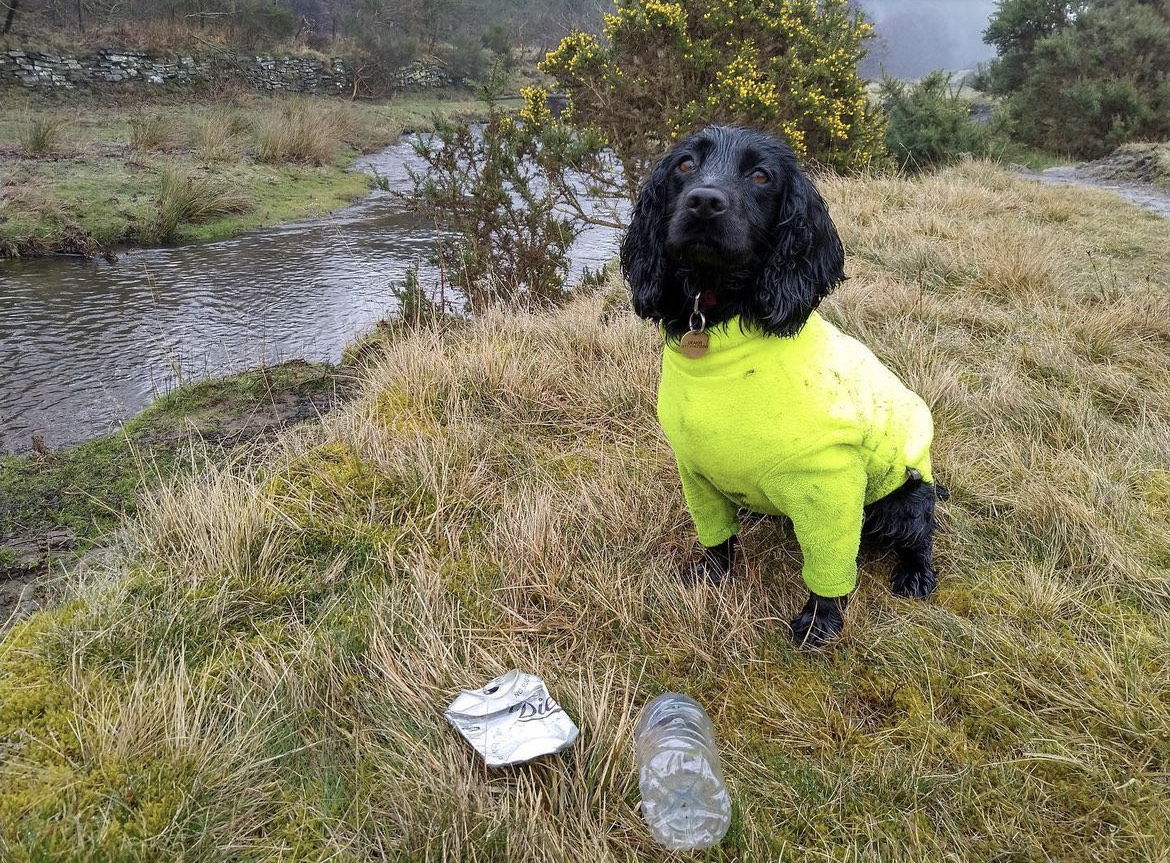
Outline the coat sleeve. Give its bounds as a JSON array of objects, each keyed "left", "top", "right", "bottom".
[
  {"left": 677, "top": 461, "right": 740, "bottom": 548},
  {"left": 759, "top": 445, "right": 866, "bottom": 598}
]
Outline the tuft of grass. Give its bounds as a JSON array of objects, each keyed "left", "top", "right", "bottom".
[
  {"left": 150, "top": 167, "right": 255, "bottom": 243},
  {"left": 1, "top": 163, "right": 1168, "bottom": 860},
  {"left": 252, "top": 99, "right": 357, "bottom": 166},
  {"left": 127, "top": 112, "right": 174, "bottom": 151},
  {"left": 191, "top": 107, "right": 248, "bottom": 162},
  {"left": 17, "top": 115, "right": 66, "bottom": 156},
  {"left": 0, "top": 360, "right": 346, "bottom": 631}
]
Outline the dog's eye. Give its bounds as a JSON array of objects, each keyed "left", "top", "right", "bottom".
[
  {"left": 677, "top": 158, "right": 696, "bottom": 174},
  {"left": 749, "top": 169, "right": 770, "bottom": 186}
]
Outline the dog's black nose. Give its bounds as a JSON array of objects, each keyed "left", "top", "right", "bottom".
[{"left": 685, "top": 187, "right": 728, "bottom": 219}]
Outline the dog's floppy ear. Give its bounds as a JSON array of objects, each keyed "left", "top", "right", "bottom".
[
  {"left": 754, "top": 160, "right": 846, "bottom": 336},
  {"left": 620, "top": 154, "right": 676, "bottom": 320}
]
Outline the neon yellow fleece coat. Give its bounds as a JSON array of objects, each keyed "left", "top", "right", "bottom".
[{"left": 657, "top": 312, "right": 934, "bottom": 598}]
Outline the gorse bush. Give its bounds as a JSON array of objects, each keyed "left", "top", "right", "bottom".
[
  {"left": 882, "top": 71, "right": 990, "bottom": 171},
  {"left": 541, "top": 0, "right": 887, "bottom": 187},
  {"left": 409, "top": 83, "right": 611, "bottom": 313},
  {"left": 980, "top": 0, "right": 1170, "bottom": 157}
]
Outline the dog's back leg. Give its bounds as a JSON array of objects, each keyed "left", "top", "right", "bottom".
[{"left": 861, "top": 478, "right": 942, "bottom": 599}]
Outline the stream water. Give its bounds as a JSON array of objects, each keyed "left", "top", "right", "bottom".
[{"left": 0, "top": 139, "right": 622, "bottom": 453}]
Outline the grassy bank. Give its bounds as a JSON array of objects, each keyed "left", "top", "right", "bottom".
[
  {"left": 1, "top": 163, "right": 1169, "bottom": 860},
  {"left": 1082, "top": 141, "right": 1170, "bottom": 188},
  {"left": 0, "top": 90, "right": 492, "bottom": 257},
  {"left": 0, "top": 357, "right": 359, "bottom": 626}
]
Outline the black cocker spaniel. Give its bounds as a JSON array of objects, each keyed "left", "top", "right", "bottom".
[{"left": 621, "top": 125, "right": 946, "bottom": 649}]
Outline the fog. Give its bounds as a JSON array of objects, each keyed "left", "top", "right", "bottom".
[{"left": 856, "top": 0, "right": 1000, "bottom": 78}]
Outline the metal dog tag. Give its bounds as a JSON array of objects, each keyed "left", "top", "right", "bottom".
[{"left": 680, "top": 330, "right": 709, "bottom": 359}]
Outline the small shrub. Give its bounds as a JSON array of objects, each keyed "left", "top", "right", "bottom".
[
  {"left": 409, "top": 82, "right": 589, "bottom": 313},
  {"left": 436, "top": 33, "right": 491, "bottom": 86},
  {"left": 151, "top": 168, "right": 254, "bottom": 243},
  {"left": 390, "top": 262, "right": 449, "bottom": 329},
  {"left": 881, "top": 71, "right": 990, "bottom": 171},
  {"left": 481, "top": 23, "right": 516, "bottom": 72},
  {"left": 349, "top": 28, "right": 419, "bottom": 97},
  {"left": 18, "top": 116, "right": 66, "bottom": 156}
]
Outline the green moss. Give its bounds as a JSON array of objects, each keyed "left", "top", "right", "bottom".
[{"left": 0, "top": 607, "right": 84, "bottom": 753}]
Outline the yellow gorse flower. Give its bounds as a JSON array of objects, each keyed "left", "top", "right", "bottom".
[{"left": 519, "top": 86, "right": 552, "bottom": 128}]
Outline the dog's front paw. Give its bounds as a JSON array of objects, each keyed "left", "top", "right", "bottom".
[
  {"left": 681, "top": 536, "right": 737, "bottom": 586},
  {"left": 788, "top": 592, "right": 847, "bottom": 650},
  {"left": 890, "top": 563, "right": 937, "bottom": 599}
]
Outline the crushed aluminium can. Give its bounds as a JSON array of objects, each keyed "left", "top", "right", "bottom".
[{"left": 444, "top": 669, "right": 579, "bottom": 768}]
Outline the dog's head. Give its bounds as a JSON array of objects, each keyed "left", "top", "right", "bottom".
[{"left": 620, "top": 125, "right": 846, "bottom": 338}]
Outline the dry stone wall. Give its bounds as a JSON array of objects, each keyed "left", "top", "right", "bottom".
[{"left": 0, "top": 48, "right": 450, "bottom": 94}]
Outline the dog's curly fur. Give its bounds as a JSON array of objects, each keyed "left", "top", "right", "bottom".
[{"left": 622, "top": 125, "right": 945, "bottom": 649}]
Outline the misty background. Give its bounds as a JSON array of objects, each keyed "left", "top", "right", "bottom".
[{"left": 857, "top": 0, "right": 1000, "bottom": 78}]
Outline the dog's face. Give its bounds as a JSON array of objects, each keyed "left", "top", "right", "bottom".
[
  {"left": 662, "top": 127, "right": 789, "bottom": 272},
  {"left": 621, "top": 125, "right": 846, "bottom": 338}
]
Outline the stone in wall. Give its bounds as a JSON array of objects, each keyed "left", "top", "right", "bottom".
[{"left": 392, "top": 59, "right": 451, "bottom": 91}]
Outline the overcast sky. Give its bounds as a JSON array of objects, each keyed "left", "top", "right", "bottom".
[{"left": 857, "top": 0, "right": 1001, "bottom": 77}]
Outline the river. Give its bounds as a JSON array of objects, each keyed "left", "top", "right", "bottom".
[{"left": 0, "top": 139, "right": 623, "bottom": 453}]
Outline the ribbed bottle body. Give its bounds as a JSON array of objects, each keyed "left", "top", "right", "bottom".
[{"left": 634, "top": 694, "right": 732, "bottom": 850}]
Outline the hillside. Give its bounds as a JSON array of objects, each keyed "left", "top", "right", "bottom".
[{"left": 1, "top": 161, "right": 1168, "bottom": 860}]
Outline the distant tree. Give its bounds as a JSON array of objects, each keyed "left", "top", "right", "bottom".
[
  {"left": 980, "top": 0, "right": 1082, "bottom": 92},
  {"left": 980, "top": 0, "right": 1170, "bottom": 156}
]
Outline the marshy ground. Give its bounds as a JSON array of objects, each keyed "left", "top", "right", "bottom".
[
  {"left": 0, "top": 158, "right": 1167, "bottom": 859},
  {"left": 0, "top": 90, "right": 493, "bottom": 257}
]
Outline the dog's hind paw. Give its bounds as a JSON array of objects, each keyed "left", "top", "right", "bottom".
[
  {"left": 890, "top": 564, "right": 937, "bottom": 599},
  {"left": 788, "top": 592, "right": 846, "bottom": 650}
]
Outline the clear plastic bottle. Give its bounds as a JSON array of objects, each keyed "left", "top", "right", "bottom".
[{"left": 633, "top": 693, "right": 732, "bottom": 850}]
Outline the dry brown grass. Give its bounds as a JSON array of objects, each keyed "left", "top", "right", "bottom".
[
  {"left": 1, "top": 161, "right": 1168, "bottom": 860},
  {"left": 252, "top": 98, "right": 360, "bottom": 166},
  {"left": 192, "top": 107, "right": 250, "bottom": 162},
  {"left": 128, "top": 111, "right": 175, "bottom": 151}
]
